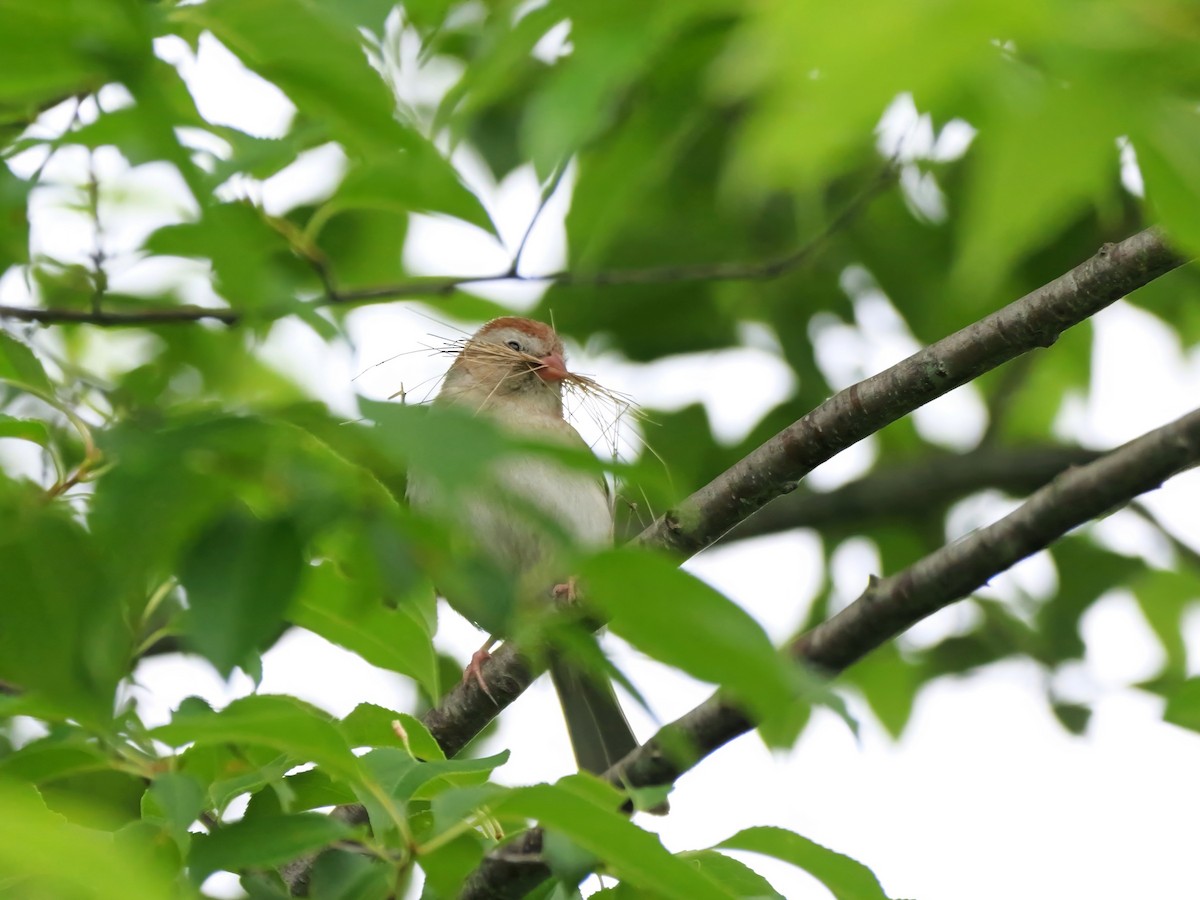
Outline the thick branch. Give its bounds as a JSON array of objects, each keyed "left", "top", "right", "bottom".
[
  {"left": 462, "top": 403, "right": 1200, "bottom": 899},
  {"left": 638, "top": 227, "right": 1184, "bottom": 558}
]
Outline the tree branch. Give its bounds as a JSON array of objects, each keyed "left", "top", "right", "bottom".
[
  {"left": 637, "top": 227, "right": 1184, "bottom": 558},
  {"left": 461, "top": 403, "right": 1200, "bottom": 899},
  {"left": 285, "top": 227, "right": 1187, "bottom": 894},
  {"left": 436, "top": 230, "right": 1183, "bottom": 748},
  {"left": 0, "top": 163, "right": 896, "bottom": 328}
]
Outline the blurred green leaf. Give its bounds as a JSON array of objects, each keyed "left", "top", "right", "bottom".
[
  {"left": 1163, "top": 677, "right": 1200, "bottom": 733},
  {"left": 1040, "top": 540, "right": 1141, "bottom": 662},
  {"left": 315, "top": 207, "right": 409, "bottom": 289},
  {"left": 579, "top": 548, "right": 816, "bottom": 746},
  {"left": 290, "top": 561, "right": 439, "bottom": 697},
  {"left": 843, "top": 642, "right": 917, "bottom": 739},
  {"left": 180, "top": 0, "right": 414, "bottom": 157},
  {"left": 152, "top": 694, "right": 362, "bottom": 781},
  {"left": 1133, "top": 568, "right": 1199, "bottom": 679},
  {"left": 0, "top": 162, "right": 31, "bottom": 267},
  {"left": 717, "top": 826, "right": 888, "bottom": 900},
  {"left": 0, "top": 480, "right": 126, "bottom": 723},
  {"left": 1137, "top": 101, "right": 1200, "bottom": 256},
  {"left": 954, "top": 79, "right": 1122, "bottom": 294},
  {"left": 0, "top": 0, "right": 150, "bottom": 107},
  {"left": 0, "top": 412, "right": 52, "bottom": 449},
  {"left": 0, "top": 777, "right": 178, "bottom": 900},
  {"left": 142, "top": 772, "right": 206, "bottom": 853},
  {"left": 187, "top": 812, "right": 353, "bottom": 885},
  {"left": 0, "top": 331, "right": 54, "bottom": 395},
  {"left": 0, "top": 733, "right": 112, "bottom": 784},
  {"left": 309, "top": 850, "right": 394, "bottom": 900},
  {"left": 321, "top": 144, "right": 495, "bottom": 235},
  {"left": 143, "top": 201, "right": 310, "bottom": 312},
  {"left": 179, "top": 507, "right": 304, "bottom": 676}
]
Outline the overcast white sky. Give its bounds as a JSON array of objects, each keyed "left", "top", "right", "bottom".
[{"left": 7, "top": 24, "right": 1200, "bottom": 900}]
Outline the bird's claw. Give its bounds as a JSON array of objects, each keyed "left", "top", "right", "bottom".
[
  {"left": 552, "top": 577, "right": 579, "bottom": 605},
  {"left": 464, "top": 645, "right": 497, "bottom": 704}
]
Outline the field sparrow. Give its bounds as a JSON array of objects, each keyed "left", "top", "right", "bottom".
[{"left": 407, "top": 316, "right": 639, "bottom": 775}]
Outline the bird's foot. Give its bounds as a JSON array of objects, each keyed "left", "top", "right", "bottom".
[
  {"left": 463, "top": 640, "right": 497, "bottom": 703},
  {"left": 552, "top": 576, "right": 579, "bottom": 605}
]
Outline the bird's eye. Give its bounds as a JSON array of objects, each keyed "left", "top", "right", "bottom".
[{"left": 506, "top": 340, "right": 522, "bottom": 352}]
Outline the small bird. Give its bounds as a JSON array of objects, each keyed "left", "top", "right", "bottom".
[{"left": 407, "top": 316, "right": 640, "bottom": 775}]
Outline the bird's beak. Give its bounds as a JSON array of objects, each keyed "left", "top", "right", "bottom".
[{"left": 535, "top": 352, "right": 569, "bottom": 381}]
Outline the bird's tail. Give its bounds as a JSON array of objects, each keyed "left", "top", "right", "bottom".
[{"left": 548, "top": 656, "right": 639, "bottom": 776}]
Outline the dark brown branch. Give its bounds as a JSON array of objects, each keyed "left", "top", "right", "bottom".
[
  {"left": 0, "top": 304, "right": 239, "bottom": 326},
  {"left": 461, "top": 403, "right": 1200, "bottom": 899},
  {"left": 0, "top": 164, "right": 895, "bottom": 328},
  {"left": 637, "top": 227, "right": 1184, "bottom": 559}
]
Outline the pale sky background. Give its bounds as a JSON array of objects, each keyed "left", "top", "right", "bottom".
[{"left": 5, "top": 22, "right": 1200, "bottom": 900}]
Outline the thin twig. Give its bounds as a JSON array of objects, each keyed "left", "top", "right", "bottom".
[{"left": 0, "top": 163, "right": 897, "bottom": 328}]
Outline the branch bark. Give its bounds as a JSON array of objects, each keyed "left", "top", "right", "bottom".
[{"left": 461, "top": 402, "right": 1200, "bottom": 899}]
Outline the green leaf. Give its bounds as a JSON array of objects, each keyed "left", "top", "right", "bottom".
[
  {"left": 315, "top": 207, "right": 409, "bottom": 289},
  {"left": 355, "top": 746, "right": 508, "bottom": 837},
  {"left": 0, "top": 0, "right": 150, "bottom": 107},
  {"left": 0, "top": 480, "right": 126, "bottom": 723},
  {"left": 579, "top": 548, "right": 812, "bottom": 745},
  {"left": 496, "top": 777, "right": 731, "bottom": 900},
  {"left": 1133, "top": 568, "right": 1199, "bottom": 679},
  {"left": 142, "top": 201, "right": 309, "bottom": 311},
  {"left": 178, "top": 507, "right": 305, "bottom": 676},
  {"left": 842, "top": 642, "right": 917, "bottom": 739},
  {"left": 322, "top": 144, "right": 494, "bottom": 235},
  {"left": 245, "top": 767, "right": 357, "bottom": 818},
  {"left": 340, "top": 704, "right": 446, "bottom": 760},
  {"left": 0, "top": 734, "right": 113, "bottom": 784},
  {"left": 679, "top": 850, "right": 785, "bottom": 899},
  {"left": 1040, "top": 540, "right": 1142, "bottom": 663},
  {"left": 151, "top": 694, "right": 362, "bottom": 781},
  {"left": 290, "top": 561, "right": 440, "bottom": 697},
  {"left": 1138, "top": 100, "right": 1200, "bottom": 256},
  {"left": 717, "top": 826, "right": 888, "bottom": 900},
  {"left": 0, "top": 777, "right": 177, "bottom": 900},
  {"left": 521, "top": 3, "right": 704, "bottom": 177},
  {"left": 142, "top": 772, "right": 207, "bottom": 853},
  {"left": 0, "top": 330, "right": 54, "bottom": 395},
  {"left": 187, "top": 812, "right": 353, "bottom": 885},
  {"left": 0, "top": 161, "right": 31, "bottom": 267},
  {"left": 179, "top": 0, "right": 415, "bottom": 157},
  {"left": 309, "top": 850, "right": 394, "bottom": 900},
  {"left": 0, "top": 413, "right": 52, "bottom": 449},
  {"left": 1164, "top": 678, "right": 1200, "bottom": 733},
  {"left": 954, "top": 80, "right": 1121, "bottom": 295}
]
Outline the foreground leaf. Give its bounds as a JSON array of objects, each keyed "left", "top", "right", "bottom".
[
  {"left": 497, "top": 777, "right": 731, "bottom": 900},
  {"left": 188, "top": 812, "right": 353, "bottom": 885},
  {"left": 717, "top": 826, "right": 888, "bottom": 900}
]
